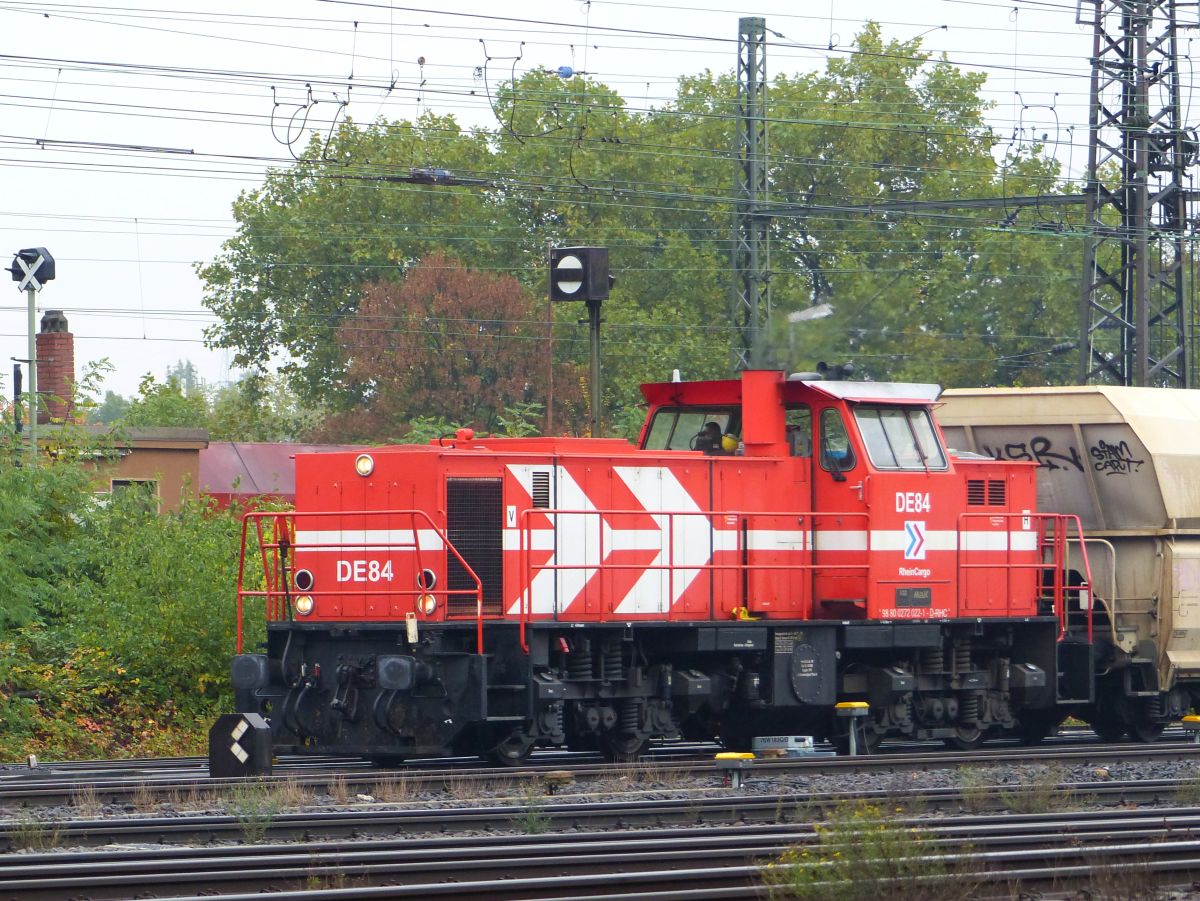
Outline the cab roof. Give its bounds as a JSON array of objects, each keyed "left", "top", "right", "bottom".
[{"left": 640, "top": 373, "right": 941, "bottom": 407}]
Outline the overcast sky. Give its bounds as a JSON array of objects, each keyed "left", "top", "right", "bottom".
[{"left": 0, "top": 0, "right": 1152, "bottom": 400}]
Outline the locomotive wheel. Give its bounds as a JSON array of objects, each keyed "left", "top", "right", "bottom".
[
  {"left": 1127, "top": 720, "right": 1165, "bottom": 743},
  {"left": 487, "top": 732, "right": 537, "bottom": 767},
  {"left": 600, "top": 732, "right": 648, "bottom": 763},
  {"left": 943, "top": 726, "right": 985, "bottom": 751},
  {"left": 368, "top": 755, "right": 407, "bottom": 768}
]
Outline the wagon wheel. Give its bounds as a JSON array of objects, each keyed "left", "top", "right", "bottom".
[
  {"left": 1016, "top": 711, "right": 1063, "bottom": 746},
  {"left": 486, "top": 730, "right": 537, "bottom": 767},
  {"left": 1089, "top": 713, "right": 1127, "bottom": 743},
  {"left": 943, "top": 725, "right": 985, "bottom": 751},
  {"left": 718, "top": 717, "right": 755, "bottom": 753},
  {"left": 600, "top": 732, "right": 648, "bottom": 763}
]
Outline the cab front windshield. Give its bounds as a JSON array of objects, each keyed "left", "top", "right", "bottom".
[{"left": 853, "top": 406, "right": 947, "bottom": 470}]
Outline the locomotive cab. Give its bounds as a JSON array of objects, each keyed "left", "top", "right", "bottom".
[{"left": 217, "top": 369, "right": 1092, "bottom": 773}]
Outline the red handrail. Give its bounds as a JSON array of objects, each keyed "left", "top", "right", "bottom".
[
  {"left": 955, "top": 512, "right": 1092, "bottom": 642},
  {"left": 236, "top": 509, "right": 488, "bottom": 654}
]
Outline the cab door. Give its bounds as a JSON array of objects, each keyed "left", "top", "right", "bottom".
[{"left": 810, "top": 405, "right": 870, "bottom": 617}]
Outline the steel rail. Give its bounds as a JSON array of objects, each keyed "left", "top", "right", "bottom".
[{"left": 1, "top": 776, "right": 1197, "bottom": 850}]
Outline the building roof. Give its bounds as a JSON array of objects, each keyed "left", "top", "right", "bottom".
[{"left": 200, "top": 442, "right": 365, "bottom": 499}]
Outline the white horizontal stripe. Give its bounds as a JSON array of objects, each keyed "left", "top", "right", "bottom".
[
  {"left": 502, "top": 529, "right": 556, "bottom": 552},
  {"left": 302, "top": 525, "right": 1040, "bottom": 557},
  {"left": 813, "top": 530, "right": 1038, "bottom": 554},
  {"left": 746, "top": 530, "right": 810, "bottom": 550},
  {"left": 815, "top": 531, "right": 869, "bottom": 552},
  {"left": 295, "top": 529, "right": 445, "bottom": 551}
]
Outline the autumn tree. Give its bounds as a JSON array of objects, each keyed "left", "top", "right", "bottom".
[{"left": 321, "top": 253, "right": 581, "bottom": 442}]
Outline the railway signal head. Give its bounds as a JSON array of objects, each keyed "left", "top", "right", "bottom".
[
  {"left": 549, "top": 246, "right": 611, "bottom": 302},
  {"left": 10, "top": 247, "right": 54, "bottom": 292}
]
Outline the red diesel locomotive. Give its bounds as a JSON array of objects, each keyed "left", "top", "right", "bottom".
[{"left": 223, "top": 370, "right": 1095, "bottom": 765}]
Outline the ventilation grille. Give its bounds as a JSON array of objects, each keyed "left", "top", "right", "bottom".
[
  {"left": 967, "top": 479, "right": 1006, "bottom": 506},
  {"left": 531, "top": 471, "right": 551, "bottom": 508},
  {"left": 987, "top": 479, "right": 1006, "bottom": 506},
  {"left": 446, "top": 478, "right": 503, "bottom": 616}
]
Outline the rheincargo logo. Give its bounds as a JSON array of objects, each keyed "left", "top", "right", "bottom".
[{"left": 898, "top": 566, "right": 931, "bottom": 578}]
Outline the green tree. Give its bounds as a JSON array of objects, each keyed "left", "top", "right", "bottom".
[
  {"left": 122, "top": 374, "right": 208, "bottom": 429},
  {"left": 199, "top": 113, "right": 498, "bottom": 404},
  {"left": 207, "top": 372, "right": 322, "bottom": 442},
  {"left": 90, "top": 391, "right": 131, "bottom": 425}
]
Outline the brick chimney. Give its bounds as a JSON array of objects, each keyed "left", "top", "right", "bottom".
[{"left": 36, "top": 310, "right": 74, "bottom": 424}]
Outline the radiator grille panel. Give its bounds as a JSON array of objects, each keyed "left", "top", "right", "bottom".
[
  {"left": 967, "top": 480, "right": 986, "bottom": 506},
  {"left": 446, "top": 478, "right": 503, "bottom": 616},
  {"left": 987, "top": 479, "right": 1006, "bottom": 506},
  {"left": 967, "top": 479, "right": 1006, "bottom": 507},
  {"left": 531, "top": 471, "right": 551, "bottom": 508}
]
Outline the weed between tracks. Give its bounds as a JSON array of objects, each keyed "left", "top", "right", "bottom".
[
  {"left": 130, "top": 782, "right": 158, "bottom": 813},
  {"left": 1076, "top": 852, "right": 1158, "bottom": 900},
  {"left": 224, "top": 782, "right": 281, "bottom": 843},
  {"left": 376, "top": 774, "right": 416, "bottom": 804},
  {"left": 10, "top": 810, "right": 63, "bottom": 851},
  {"left": 762, "top": 801, "right": 979, "bottom": 901},
  {"left": 1174, "top": 770, "right": 1200, "bottom": 806},
  {"left": 512, "top": 781, "right": 552, "bottom": 834},
  {"left": 70, "top": 784, "right": 102, "bottom": 818},
  {"left": 327, "top": 774, "right": 352, "bottom": 805},
  {"left": 956, "top": 768, "right": 993, "bottom": 814},
  {"left": 999, "top": 764, "right": 1071, "bottom": 814}
]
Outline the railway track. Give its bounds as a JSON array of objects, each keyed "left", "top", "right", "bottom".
[
  {"left": 1, "top": 772, "right": 1198, "bottom": 850},
  {"left": 6, "top": 807, "right": 1200, "bottom": 899},
  {"left": 2, "top": 737, "right": 1199, "bottom": 808}
]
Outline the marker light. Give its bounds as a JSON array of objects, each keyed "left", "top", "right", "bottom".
[
  {"left": 354, "top": 453, "right": 375, "bottom": 477},
  {"left": 417, "top": 594, "right": 438, "bottom": 616},
  {"left": 295, "top": 595, "right": 315, "bottom": 616}
]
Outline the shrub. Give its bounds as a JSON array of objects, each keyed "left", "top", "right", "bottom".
[
  {"left": 0, "top": 454, "right": 258, "bottom": 761},
  {"left": 764, "top": 801, "right": 979, "bottom": 901}
]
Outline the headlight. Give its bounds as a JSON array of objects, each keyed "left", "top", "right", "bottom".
[
  {"left": 294, "top": 569, "right": 314, "bottom": 591},
  {"left": 416, "top": 594, "right": 437, "bottom": 616},
  {"left": 354, "top": 453, "right": 375, "bottom": 477},
  {"left": 295, "top": 595, "right": 315, "bottom": 616}
]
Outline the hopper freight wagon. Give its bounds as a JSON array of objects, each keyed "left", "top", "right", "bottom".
[
  {"left": 939, "top": 386, "right": 1200, "bottom": 741},
  {"left": 217, "top": 370, "right": 1093, "bottom": 770}
]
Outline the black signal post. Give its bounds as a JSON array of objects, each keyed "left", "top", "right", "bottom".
[{"left": 549, "top": 247, "right": 611, "bottom": 437}]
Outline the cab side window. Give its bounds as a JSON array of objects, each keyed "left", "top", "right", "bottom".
[
  {"left": 785, "top": 406, "right": 812, "bottom": 457},
  {"left": 819, "top": 408, "right": 856, "bottom": 472},
  {"left": 642, "top": 408, "right": 741, "bottom": 450}
]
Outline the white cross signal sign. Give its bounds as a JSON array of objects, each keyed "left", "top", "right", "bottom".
[
  {"left": 15, "top": 253, "right": 46, "bottom": 292},
  {"left": 10, "top": 247, "right": 55, "bottom": 292}
]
